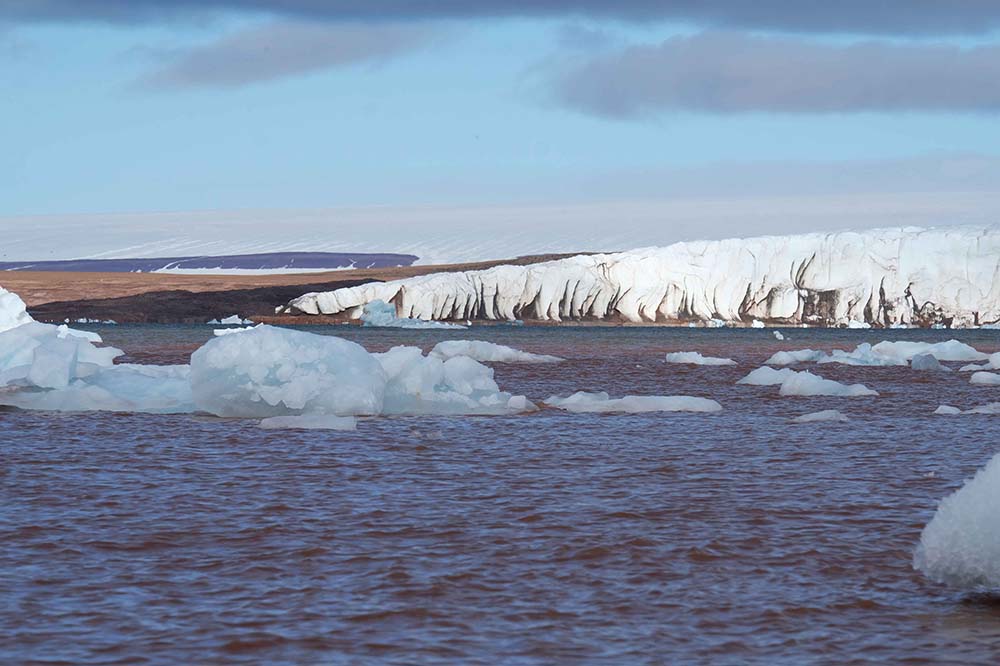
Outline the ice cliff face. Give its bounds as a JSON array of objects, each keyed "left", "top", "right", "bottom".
[{"left": 282, "top": 226, "right": 1000, "bottom": 328}]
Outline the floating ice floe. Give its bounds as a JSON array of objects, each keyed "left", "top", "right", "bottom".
[
  {"left": 70, "top": 318, "right": 117, "bottom": 325},
  {"left": 208, "top": 314, "right": 253, "bottom": 325},
  {"left": 361, "top": 300, "right": 467, "bottom": 330},
  {"left": 737, "top": 366, "right": 798, "bottom": 386},
  {"left": 259, "top": 414, "right": 358, "bottom": 431},
  {"left": 738, "top": 366, "right": 877, "bottom": 396},
  {"left": 934, "top": 403, "right": 1000, "bottom": 415},
  {"left": 766, "top": 340, "right": 987, "bottom": 367},
  {"left": 765, "top": 349, "right": 825, "bottom": 365},
  {"left": 914, "top": 452, "right": 1000, "bottom": 588},
  {"left": 281, "top": 226, "right": 1000, "bottom": 328},
  {"left": 959, "top": 352, "right": 1000, "bottom": 372},
  {"left": 846, "top": 320, "right": 871, "bottom": 329},
  {"left": 778, "top": 371, "right": 878, "bottom": 397},
  {"left": 663, "top": 351, "right": 736, "bottom": 366},
  {"left": 429, "top": 340, "right": 563, "bottom": 364},
  {"left": 911, "top": 353, "right": 951, "bottom": 372},
  {"left": 970, "top": 372, "right": 1000, "bottom": 386},
  {"left": 791, "top": 410, "right": 848, "bottom": 423},
  {"left": 544, "top": 391, "right": 722, "bottom": 414},
  {"left": 0, "top": 322, "right": 121, "bottom": 391},
  {"left": 376, "top": 345, "right": 535, "bottom": 415},
  {"left": 773, "top": 331, "right": 785, "bottom": 341},
  {"left": 751, "top": 320, "right": 765, "bottom": 329}
]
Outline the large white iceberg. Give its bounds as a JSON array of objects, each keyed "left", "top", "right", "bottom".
[
  {"left": 191, "top": 326, "right": 535, "bottom": 418},
  {"left": 544, "top": 391, "right": 722, "bottom": 414},
  {"left": 663, "top": 351, "right": 736, "bottom": 366},
  {"left": 914, "top": 453, "right": 1000, "bottom": 588},
  {"left": 0, "top": 287, "right": 535, "bottom": 419},
  {"left": 190, "top": 326, "right": 387, "bottom": 418},
  {"left": 429, "top": 340, "right": 563, "bottom": 364},
  {"left": 282, "top": 226, "right": 1000, "bottom": 328}
]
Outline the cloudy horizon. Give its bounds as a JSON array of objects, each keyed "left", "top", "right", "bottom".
[{"left": 4, "top": 0, "right": 1000, "bottom": 257}]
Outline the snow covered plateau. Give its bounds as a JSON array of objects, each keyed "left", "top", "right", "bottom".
[{"left": 282, "top": 226, "right": 1000, "bottom": 328}]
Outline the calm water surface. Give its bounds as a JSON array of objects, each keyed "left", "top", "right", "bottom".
[{"left": 3, "top": 325, "right": 1000, "bottom": 664}]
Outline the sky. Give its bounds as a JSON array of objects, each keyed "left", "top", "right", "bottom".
[{"left": 3, "top": 1, "right": 1000, "bottom": 260}]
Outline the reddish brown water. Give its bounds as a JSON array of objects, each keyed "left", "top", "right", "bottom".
[{"left": 3, "top": 325, "right": 1000, "bottom": 664}]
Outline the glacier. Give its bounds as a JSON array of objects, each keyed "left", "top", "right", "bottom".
[{"left": 281, "top": 226, "right": 1000, "bottom": 328}]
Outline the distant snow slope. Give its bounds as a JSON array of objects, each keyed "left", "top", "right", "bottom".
[
  {"left": 0, "top": 252, "right": 416, "bottom": 274},
  {"left": 283, "top": 226, "right": 1000, "bottom": 328}
]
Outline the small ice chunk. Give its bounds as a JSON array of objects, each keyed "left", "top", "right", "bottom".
[
  {"left": 846, "top": 320, "right": 871, "bottom": 329},
  {"left": 911, "top": 353, "right": 950, "bottom": 372},
  {"left": 664, "top": 351, "right": 736, "bottom": 366},
  {"left": 544, "top": 391, "right": 722, "bottom": 414},
  {"left": 773, "top": 331, "right": 785, "bottom": 341},
  {"left": 778, "top": 371, "right": 878, "bottom": 397},
  {"left": 934, "top": 402, "right": 1000, "bottom": 415},
  {"left": 970, "top": 372, "right": 1000, "bottom": 386},
  {"left": 765, "top": 349, "right": 825, "bottom": 365},
  {"left": 914, "top": 452, "right": 1000, "bottom": 588},
  {"left": 791, "top": 409, "right": 848, "bottom": 423},
  {"left": 751, "top": 319, "right": 765, "bottom": 329},
  {"left": 259, "top": 415, "right": 357, "bottom": 431},
  {"left": 361, "top": 300, "right": 466, "bottom": 329},
  {"left": 208, "top": 314, "right": 253, "bottom": 325},
  {"left": 737, "top": 366, "right": 797, "bottom": 386},
  {"left": 429, "top": 340, "right": 562, "bottom": 363},
  {"left": 959, "top": 353, "right": 1000, "bottom": 372}
]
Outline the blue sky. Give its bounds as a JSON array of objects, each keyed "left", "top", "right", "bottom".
[{"left": 2, "top": 2, "right": 1000, "bottom": 259}]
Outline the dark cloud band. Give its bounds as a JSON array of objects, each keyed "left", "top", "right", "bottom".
[
  {"left": 136, "top": 21, "right": 434, "bottom": 89},
  {"left": 550, "top": 33, "right": 1000, "bottom": 116},
  {"left": 8, "top": 0, "right": 1000, "bottom": 36}
]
